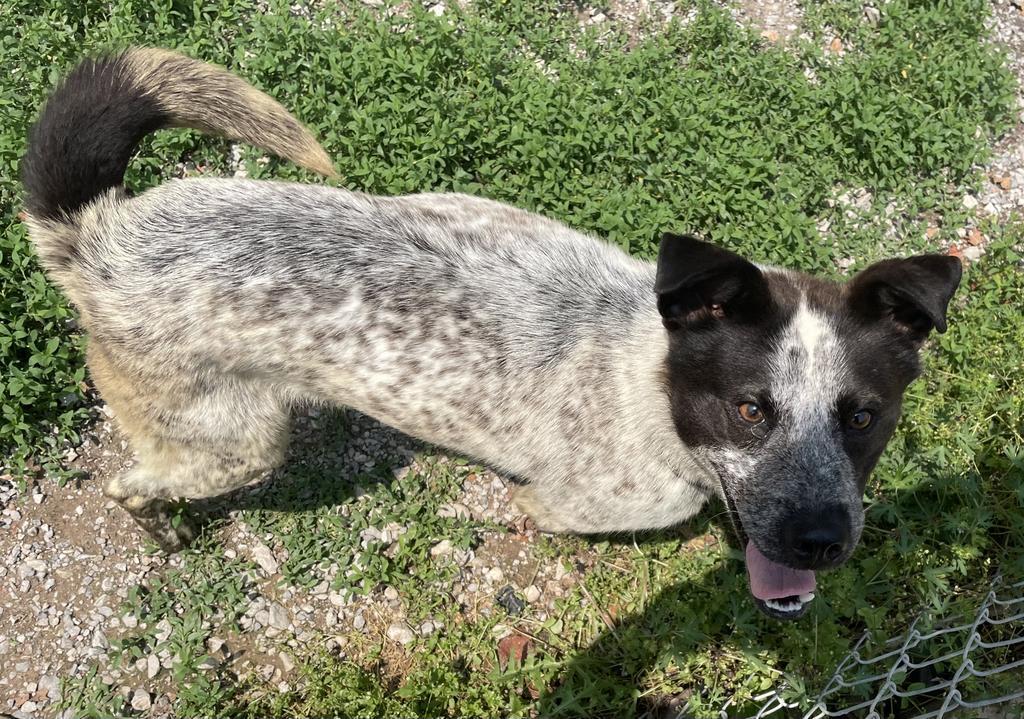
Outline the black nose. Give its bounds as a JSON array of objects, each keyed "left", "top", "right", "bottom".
[{"left": 785, "top": 507, "right": 851, "bottom": 569}]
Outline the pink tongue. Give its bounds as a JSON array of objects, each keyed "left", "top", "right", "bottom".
[{"left": 746, "top": 541, "right": 816, "bottom": 600}]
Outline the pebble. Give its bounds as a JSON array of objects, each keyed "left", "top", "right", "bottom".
[
  {"left": 38, "top": 674, "right": 60, "bottom": 700},
  {"left": 91, "top": 628, "right": 109, "bottom": 650},
  {"left": 524, "top": 585, "right": 542, "bottom": 603},
  {"left": 251, "top": 543, "right": 279, "bottom": 575},
  {"left": 386, "top": 623, "right": 415, "bottom": 645},
  {"left": 352, "top": 614, "right": 366, "bottom": 631},
  {"left": 130, "top": 689, "right": 151, "bottom": 712},
  {"left": 269, "top": 603, "right": 290, "bottom": 631},
  {"left": 963, "top": 245, "right": 984, "bottom": 262},
  {"left": 429, "top": 539, "right": 454, "bottom": 557},
  {"left": 383, "top": 586, "right": 399, "bottom": 601},
  {"left": 147, "top": 653, "right": 160, "bottom": 679}
]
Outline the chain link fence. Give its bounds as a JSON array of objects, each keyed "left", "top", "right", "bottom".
[{"left": 721, "top": 575, "right": 1024, "bottom": 719}]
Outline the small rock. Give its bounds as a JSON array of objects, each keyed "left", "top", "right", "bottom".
[
  {"left": 383, "top": 586, "right": 399, "bottom": 601},
  {"left": 863, "top": 5, "right": 881, "bottom": 25},
  {"left": 251, "top": 543, "right": 279, "bottom": 575},
  {"left": 495, "top": 585, "right": 526, "bottom": 616},
  {"left": 154, "top": 619, "right": 172, "bottom": 644},
  {"left": 967, "top": 228, "right": 985, "bottom": 246},
  {"left": 38, "top": 675, "right": 60, "bottom": 701},
  {"left": 524, "top": 585, "right": 541, "bottom": 603},
  {"left": 352, "top": 614, "right": 366, "bottom": 631},
  {"left": 419, "top": 620, "right": 435, "bottom": 636},
  {"left": 122, "top": 613, "right": 138, "bottom": 629},
  {"left": 147, "top": 654, "right": 160, "bottom": 679},
  {"left": 24, "top": 559, "right": 47, "bottom": 575},
  {"left": 197, "top": 656, "right": 220, "bottom": 670},
  {"left": 438, "top": 502, "right": 471, "bottom": 519},
  {"left": 485, "top": 567, "right": 504, "bottom": 583},
  {"left": 992, "top": 173, "right": 1013, "bottom": 190},
  {"left": 963, "top": 194, "right": 979, "bottom": 210},
  {"left": 962, "top": 245, "right": 984, "bottom": 262},
  {"left": 430, "top": 539, "right": 454, "bottom": 558},
  {"left": 130, "top": 689, "right": 151, "bottom": 712},
  {"left": 269, "top": 603, "right": 290, "bottom": 631},
  {"left": 497, "top": 634, "right": 532, "bottom": 669},
  {"left": 280, "top": 652, "right": 295, "bottom": 673},
  {"left": 386, "top": 623, "right": 415, "bottom": 645},
  {"left": 91, "top": 629, "right": 109, "bottom": 650}
]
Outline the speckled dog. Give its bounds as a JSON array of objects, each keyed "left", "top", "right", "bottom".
[{"left": 23, "top": 49, "right": 962, "bottom": 619}]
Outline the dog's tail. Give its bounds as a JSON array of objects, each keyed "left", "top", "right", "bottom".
[{"left": 21, "top": 47, "right": 335, "bottom": 223}]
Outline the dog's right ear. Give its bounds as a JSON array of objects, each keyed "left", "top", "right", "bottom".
[{"left": 655, "top": 233, "right": 770, "bottom": 330}]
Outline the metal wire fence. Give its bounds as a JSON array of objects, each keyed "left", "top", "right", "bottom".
[{"left": 721, "top": 575, "right": 1024, "bottom": 719}]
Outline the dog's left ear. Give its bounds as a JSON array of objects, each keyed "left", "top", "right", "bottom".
[
  {"left": 655, "top": 233, "right": 770, "bottom": 329},
  {"left": 846, "top": 255, "right": 962, "bottom": 341}
]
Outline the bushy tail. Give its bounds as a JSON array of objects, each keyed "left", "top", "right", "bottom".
[{"left": 21, "top": 47, "right": 335, "bottom": 221}]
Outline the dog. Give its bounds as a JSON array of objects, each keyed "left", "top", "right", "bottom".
[{"left": 22, "top": 49, "right": 962, "bottom": 620}]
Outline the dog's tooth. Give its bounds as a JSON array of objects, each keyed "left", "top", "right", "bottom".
[{"left": 799, "top": 592, "right": 815, "bottom": 603}]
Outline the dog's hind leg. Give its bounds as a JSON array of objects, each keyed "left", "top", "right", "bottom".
[{"left": 88, "top": 343, "right": 291, "bottom": 552}]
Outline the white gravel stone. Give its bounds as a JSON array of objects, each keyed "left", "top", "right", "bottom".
[
  {"left": 386, "top": 623, "right": 415, "bottom": 644},
  {"left": 251, "top": 543, "right": 279, "bottom": 575},
  {"left": 524, "top": 585, "right": 541, "bottom": 603},
  {"left": 91, "top": 628, "right": 109, "bottom": 650},
  {"left": 269, "top": 603, "right": 290, "bottom": 631},
  {"left": 430, "top": 539, "right": 454, "bottom": 557},
  {"left": 130, "top": 689, "right": 151, "bottom": 712}
]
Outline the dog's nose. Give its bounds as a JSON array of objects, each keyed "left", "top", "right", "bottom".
[{"left": 785, "top": 508, "right": 850, "bottom": 569}]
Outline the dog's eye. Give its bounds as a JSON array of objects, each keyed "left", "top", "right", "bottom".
[
  {"left": 848, "top": 410, "right": 873, "bottom": 430},
  {"left": 738, "top": 402, "right": 764, "bottom": 424}
]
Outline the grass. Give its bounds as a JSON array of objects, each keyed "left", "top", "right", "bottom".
[{"left": 1, "top": 0, "right": 1021, "bottom": 715}]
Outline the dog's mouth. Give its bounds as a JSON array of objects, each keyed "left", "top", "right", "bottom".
[
  {"left": 745, "top": 540, "right": 816, "bottom": 620},
  {"left": 716, "top": 481, "right": 817, "bottom": 620}
]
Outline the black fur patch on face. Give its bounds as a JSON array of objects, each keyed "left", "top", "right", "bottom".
[{"left": 22, "top": 53, "right": 169, "bottom": 220}]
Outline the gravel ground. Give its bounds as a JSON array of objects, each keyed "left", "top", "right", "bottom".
[{"left": 3, "top": 1, "right": 1024, "bottom": 717}]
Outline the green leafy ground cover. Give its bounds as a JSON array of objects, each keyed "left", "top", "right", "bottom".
[{"left": 1, "top": 0, "right": 1022, "bottom": 715}]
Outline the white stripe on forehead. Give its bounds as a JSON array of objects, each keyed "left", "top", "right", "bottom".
[{"left": 770, "top": 298, "right": 849, "bottom": 434}]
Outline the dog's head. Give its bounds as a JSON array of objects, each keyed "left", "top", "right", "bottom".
[{"left": 655, "top": 234, "right": 962, "bottom": 620}]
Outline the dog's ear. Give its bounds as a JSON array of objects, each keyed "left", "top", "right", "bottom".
[
  {"left": 846, "top": 255, "right": 962, "bottom": 341},
  {"left": 654, "top": 233, "right": 770, "bottom": 330}
]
